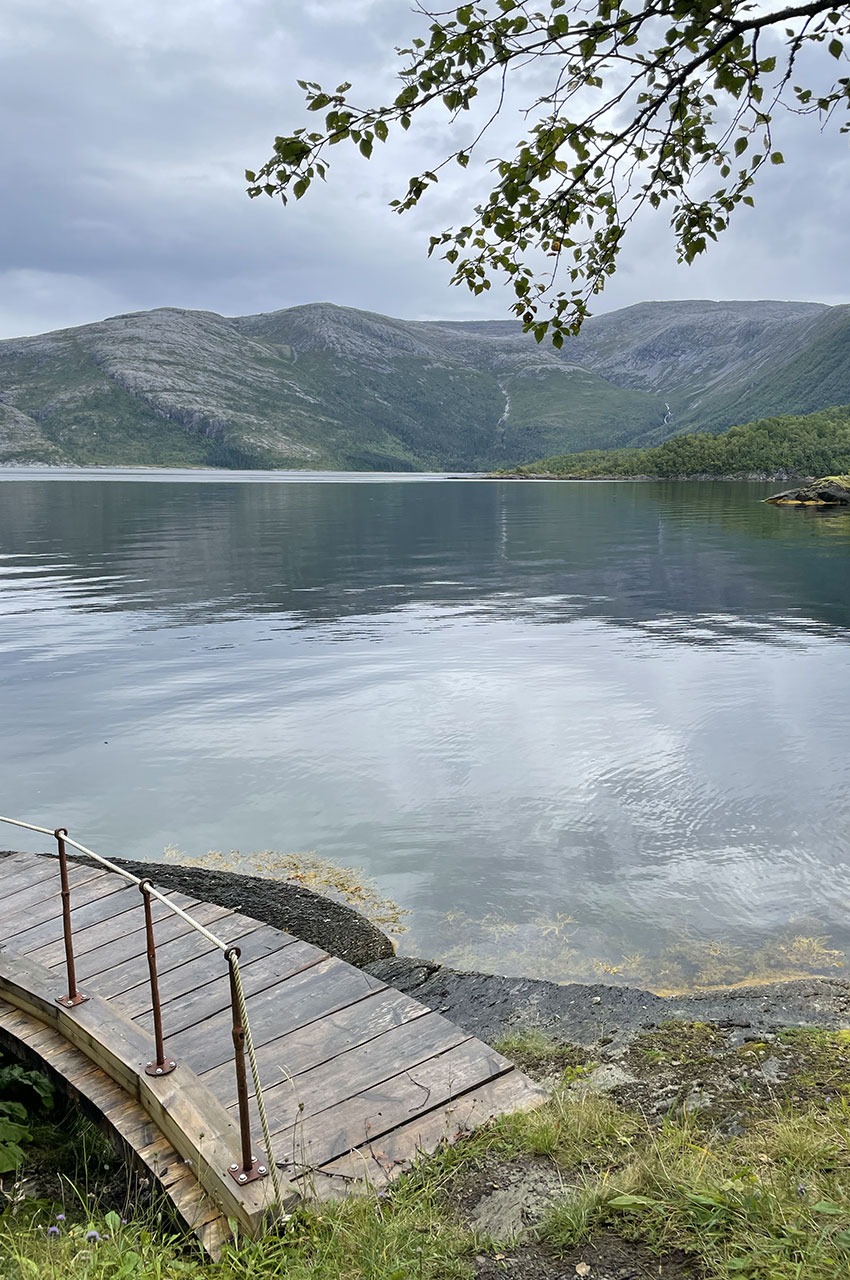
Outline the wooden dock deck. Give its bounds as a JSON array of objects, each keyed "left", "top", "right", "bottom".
[{"left": 0, "top": 849, "right": 543, "bottom": 1251}]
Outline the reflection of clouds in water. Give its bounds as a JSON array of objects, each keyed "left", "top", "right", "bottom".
[{"left": 2, "top": 477, "right": 850, "bottom": 983}]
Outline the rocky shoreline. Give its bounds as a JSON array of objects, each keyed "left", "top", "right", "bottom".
[{"left": 12, "top": 848, "right": 848, "bottom": 1053}]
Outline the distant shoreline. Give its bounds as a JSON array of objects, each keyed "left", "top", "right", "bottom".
[
  {"left": 483, "top": 471, "right": 804, "bottom": 482},
  {"left": 0, "top": 464, "right": 806, "bottom": 484}
]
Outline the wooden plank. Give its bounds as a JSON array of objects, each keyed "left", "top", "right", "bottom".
[
  {"left": 256, "top": 1012, "right": 472, "bottom": 1138},
  {"left": 199, "top": 1216, "right": 234, "bottom": 1259},
  {"left": 134, "top": 939, "right": 328, "bottom": 1043},
  {"left": 308, "top": 1071, "right": 547, "bottom": 1198},
  {"left": 0, "top": 852, "right": 40, "bottom": 870},
  {"left": 11, "top": 880, "right": 144, "bottom": 950},
  {"left": 269, "top": 1040, "right": 514, "bottom": 1172},
  {"left": 118, "top": 940, "right": 292, "bottom": 1025},
  {"left": 166, "top": 956, "right": 383, "bottom": 1075},
  {"left": 0, "top": 865, "right": 112, "bottom": 916},
  {"left": 0, "top": 861, "right": 108, "bottom": 914},
  {"left": 46, "top": 902, "right": 233, "bottom": 988},
  {"left": 110, "top": 921, "right": 291, "bottom": 1016},
  {"left": 0, "top": 948, "right": 295, "bottom": 1234},
  {"left": 3, "top": 868, "right": 128, "bottom": 929},
  {"left": 23, "top": 889, "right": 204, "bottom": 966},
  {"left": 202, "top": 987, "right": 429, "bottom": 1106},
  {"left": 0, "top": 995, "right": 233, "bottom": 1256},
  {"left": 0, "top": 855, "right": 63, "bottom": 897}
]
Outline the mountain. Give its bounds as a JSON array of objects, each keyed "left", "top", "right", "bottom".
[{"left": 1, "top": 299, "right": 849, "bottom": 470}]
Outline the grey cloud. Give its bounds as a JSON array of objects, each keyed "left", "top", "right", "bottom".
[{"left": 1, "top": 0, "right": 849, "bottom": 339}]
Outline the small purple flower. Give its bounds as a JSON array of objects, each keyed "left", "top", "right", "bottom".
[
  {"left": 47, "top": 1226, "right": 60, "bottom": 1238},
  {"left": 86, "top": 1230, "right": 100, "bottom": 1243},
  {"left": 797, "top": 1183, "right": 807, "bottom": 1198},
  {"left": 56, "top": 1214, "right": 65, "bottom": 1222}
]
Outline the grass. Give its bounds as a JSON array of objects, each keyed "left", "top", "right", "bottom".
[
  {"left": 7, "top": 1026, "right": 850, "bottom": 1278},
  {"left": 540, "top": 1105, "right": 850, "bottom": 1278},
  {"left": 491, "top": 1028, "right": 593, "bottom": 1081}
]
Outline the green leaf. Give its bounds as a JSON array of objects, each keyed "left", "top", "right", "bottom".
[
  {"left": 771, "top": 152, "right": 784, "bottom": 164},
  {"left": 813, "top": 1199, "right": 845, "bottom": 1214},
  {"left": 829, "top": 38, "right": 843, "bottom": 58},
  {"left": 374, "top": 119, "right": 388, "bottom": 143},
  {"left": 359, "top": 137, "right": 373, "bottom": 158}
]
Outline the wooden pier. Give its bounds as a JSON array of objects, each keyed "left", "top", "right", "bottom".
[{"left": 0, "top": 848, "right": 543, "bottom": 1253}]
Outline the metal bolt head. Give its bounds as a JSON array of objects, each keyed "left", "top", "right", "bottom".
[
  {"left": 155, "top": 1067, "right": 162, "bottom": 1075},
  {"left": 258, "top": 1166, "right": 267, "bottom": 1175},
  {"left": 238, "top": 1173, "right": 247, "bottom": 1183},
  {"left": 230, "top": 1164, "right": 238, "bottom": 1171}
]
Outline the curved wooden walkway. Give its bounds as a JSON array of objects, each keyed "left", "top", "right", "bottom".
[{"left": 0, "top": 849, "right": 543, "bottom": 1254}]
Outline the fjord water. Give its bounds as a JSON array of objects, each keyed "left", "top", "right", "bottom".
[{"left": 2, "top": 471, "right": 849, "bottom": 989}]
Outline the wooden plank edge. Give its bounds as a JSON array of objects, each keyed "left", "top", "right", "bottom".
[
  {"left": 302, "top": 1068, "right": 548, "bottom": 1201},
  {"left": 0, "top": 950, "right": 298, "bottom": 1235},
  {"left": 0, "top": 997, "right": 233, "bottom": 1259}
]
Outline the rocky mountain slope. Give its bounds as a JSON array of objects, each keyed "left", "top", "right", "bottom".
[{"left": 1, "top": 298, "right": 848, "bottom": 470}]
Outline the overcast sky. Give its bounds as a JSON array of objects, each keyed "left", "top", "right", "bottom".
[{"left": 2, "top": 0, "right": 849, "bottom": 338}]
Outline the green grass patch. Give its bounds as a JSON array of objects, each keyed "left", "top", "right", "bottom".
[
  {"left": 492, "top": 1028, "right": 593, "bottom": 1080},
  {"left": 7, "top": 1037, "right": 850, "bottom": 1279}
]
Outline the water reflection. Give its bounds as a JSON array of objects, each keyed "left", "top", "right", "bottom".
[{"left": 1, "top": 473, "right": 849, "bottom": 989}]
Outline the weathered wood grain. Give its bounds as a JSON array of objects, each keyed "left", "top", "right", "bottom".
[
  {"left": 308, "top": 1071, "right": 548, "bottom": 1197},
  {"left": 201, "top": 986, "right": 429, "bottom": 1106},
  {"left": 167, "top": 956, "right": 383, "bottom": 1075},
  {"left": 47, "top": 902, "right": 234, "bottom": 988}
]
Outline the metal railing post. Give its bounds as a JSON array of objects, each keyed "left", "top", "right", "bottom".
[
  {"left": 139, "top": 879, "right": 177, "bottom": 1077},
  {"left": 54, "top": 827, "right": 88, "bottom": 1008},
  {"left": 225, "top": 946, "right": 267, "bottom": 1186}
]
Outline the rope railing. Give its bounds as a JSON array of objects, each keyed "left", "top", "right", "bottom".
[{"left": 0, "top": 814, "right": 283, "bottom": 1204}]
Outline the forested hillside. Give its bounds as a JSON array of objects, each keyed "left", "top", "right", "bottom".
[{"left": 512, "top": 406, "right": 850, "bottom": 478}]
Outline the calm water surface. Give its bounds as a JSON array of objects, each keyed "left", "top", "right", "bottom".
[{"left": 2, "top": 469, "right": 849, "bottom": 988}]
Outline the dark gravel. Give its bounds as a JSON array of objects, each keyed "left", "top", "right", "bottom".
[{"left": 364, "top": 956, "right": 850, "bottom": 1048}]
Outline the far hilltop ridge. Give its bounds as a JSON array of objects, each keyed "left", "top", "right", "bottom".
[{"left": 1, "top": 298, "right": 848, "bottom": 472}]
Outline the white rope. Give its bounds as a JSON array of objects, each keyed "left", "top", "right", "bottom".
[
  {"left": 0, "top": 814, "right": 284, "bottom": 1210},
  {"left": 228, "top": 952, "right": 284, "bottom": 1206}
]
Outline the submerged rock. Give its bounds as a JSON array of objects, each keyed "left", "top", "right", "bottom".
[{"left": 765, "top": 474, "right": 850, "bottom": 505}]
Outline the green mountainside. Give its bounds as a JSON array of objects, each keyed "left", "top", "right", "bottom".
[
  {"left": 1, "top": 299, "right": 849, "bottom": 469},
  {"left": 511, "top": 405, "right": 850, "bottom": 478}
]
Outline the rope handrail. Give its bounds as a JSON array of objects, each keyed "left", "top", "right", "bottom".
[{"left": 0, "top": 814, "right": 283, "bottom": 1205}]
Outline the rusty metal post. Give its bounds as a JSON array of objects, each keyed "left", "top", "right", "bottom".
[
  {"left": 225, "top": 946, "right": 267, "bottom": 1185},
  {"left": 139, "top": 880, "right": 176, "bottom": 1077},
  {"left": 54, "top": 828, "right": 88, "bottom": 1008}
]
